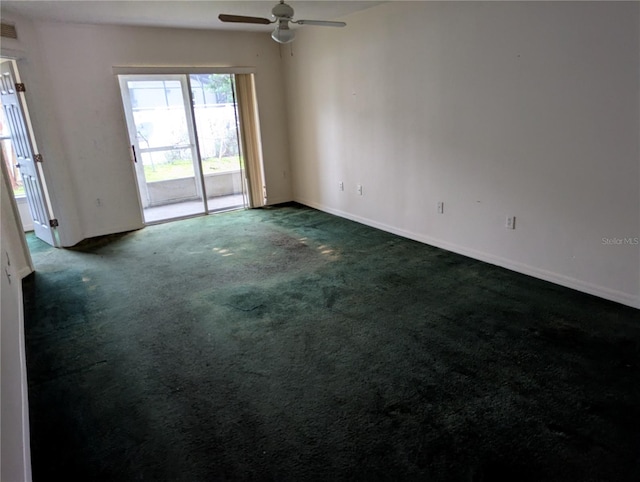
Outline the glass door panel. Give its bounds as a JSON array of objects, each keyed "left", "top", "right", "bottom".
[
  {"left": 189, "top": 74, "right": 247, "bottom": 212},
  {"left": 120, "top": 76, "right": 205, "bottom": 223}
]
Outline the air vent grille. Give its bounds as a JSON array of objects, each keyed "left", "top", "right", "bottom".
[{"left": 1, "top": 23, "right": 17, "bottom": 39}]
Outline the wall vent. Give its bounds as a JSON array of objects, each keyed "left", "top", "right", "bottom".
[{"left": 1, "top": 23, "right": 17, "bottom": 39}]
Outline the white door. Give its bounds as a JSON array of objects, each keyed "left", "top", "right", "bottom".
[{"left": 0, "top": 60, "right": 56, "bottom": 246}]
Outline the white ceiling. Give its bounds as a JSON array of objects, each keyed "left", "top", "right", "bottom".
[{"left": 0, "top": 1, "right": 385, "bottom": 31}]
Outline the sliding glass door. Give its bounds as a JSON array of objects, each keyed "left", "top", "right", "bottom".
[
  {"left": 189, "top": 74, "right": 246, "bottom": 213},
  {"left": 119, "top": 73, "right": 247, "bottom": 224}
]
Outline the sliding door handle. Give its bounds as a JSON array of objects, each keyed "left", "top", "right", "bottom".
[{"left": 131, "top": 145, "right": 137, "bottom": 163}]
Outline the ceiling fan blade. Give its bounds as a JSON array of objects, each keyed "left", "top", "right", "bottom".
[
  {"left": 295, "top": 20, "right": 347, "bottom": 27},
  {"left": 218, "top": 14, "right": 272, "bottom": 25}
]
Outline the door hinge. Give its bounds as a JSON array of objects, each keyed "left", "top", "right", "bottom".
[
  {"left": 49, "top": 218, "right": 59, "bottom": 228},
  {"left": 15, "top": 82, "right": 25, "bottom": 92},
  {"left": 34, "top": 153, "right": 43, "bottom": 162}
]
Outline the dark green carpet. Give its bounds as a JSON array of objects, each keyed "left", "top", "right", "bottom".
[{"left": 23, "top": 203, "right": 640, "bottom": 481}]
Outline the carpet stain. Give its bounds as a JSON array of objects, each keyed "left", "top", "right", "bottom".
[{"left": 226, "top": 288, "right": 268, "bottom": 312}]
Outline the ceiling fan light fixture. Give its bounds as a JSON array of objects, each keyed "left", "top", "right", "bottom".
[{"left": 271, "top": 24, "right": 295, "bottom": 44}]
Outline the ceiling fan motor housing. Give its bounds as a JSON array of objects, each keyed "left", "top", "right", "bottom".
[{"left": 272, "top": 2, "right": 294, "bottom": 20}]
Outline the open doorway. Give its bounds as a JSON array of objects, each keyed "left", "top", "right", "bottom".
[{"left": 118, "top": 72, "right": 260, "bottom": 224}]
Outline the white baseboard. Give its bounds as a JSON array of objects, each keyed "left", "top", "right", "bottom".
[
  {"left": 80, "top": 222, "right": 144, "bottom": 245},
  {"left": 17, "top": 266, "right": 33, "bottom": 280},
  {"left": 18, "top": 281, "right": 33, "bottom": 482},
  {"left": 295, "top": 197, "right": 640, "bottom": 310},
  {"left": 265, "top": 196, "right": 293, "bottom": 207}
]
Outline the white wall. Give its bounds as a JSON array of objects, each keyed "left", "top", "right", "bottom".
[
  {"left": 283, "top": 1, "right": 640, "bottom": 308},
  {"left": 1, "top": 154, "right": 33, "bottom": 482},
  {"left": 1, "top": 14, "right": 292, "bottom": 246}
]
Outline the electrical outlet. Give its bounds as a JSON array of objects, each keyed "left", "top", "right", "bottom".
[
  {"left": 437, "top": 202, "right": 444, "bottom": 214},
  {"left": 339, "top": 181, "right": 344, "bottom": 191},
  {"left": 357, "top": 184, "right": 363, "bottom": 196},
  {"left": 506, "top": 216, "right": 516, "bottom": 230}
]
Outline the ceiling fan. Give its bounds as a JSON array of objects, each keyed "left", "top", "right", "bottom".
[{"left": 218, "top": 1, "right": 346, "bottom": 44}]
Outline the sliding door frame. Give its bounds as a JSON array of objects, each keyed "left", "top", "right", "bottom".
[
  {"left": 118, "top": 73, "right": 207, "bottom": 215},
  {"left": 114, "top": 66, "right": 262, "bottom": 221}
]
